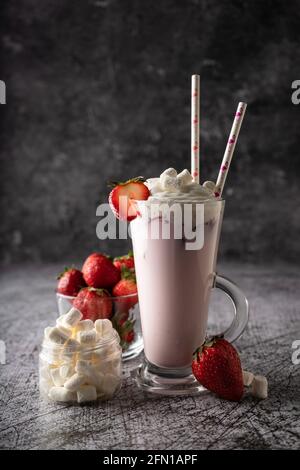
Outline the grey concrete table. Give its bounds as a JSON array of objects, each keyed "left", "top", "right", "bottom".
[{"left": 0, "top": 263, "right": 299, "bottom": 450}]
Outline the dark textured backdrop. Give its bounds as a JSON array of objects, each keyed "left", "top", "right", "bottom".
[{"left": 1, "top": 0, "right": 300, "bottom": 265}]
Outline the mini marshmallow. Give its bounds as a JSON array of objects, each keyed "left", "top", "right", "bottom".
[
  {"left": 50, "top": 367, "right": 65, "bottom": 387},
  {"left": 60, "top": 338, "right": 81, "bottom": 363},
  {"left": 95, "top": 319, "right": 113, "bottom": 337},
  {"left": 79, "top": 350, "right": 94, "bottom": 361},
  {"left": 75, "top": 360, "right": 104, "bottom": 390},
  {"left": 49, "top": 386, "right": 76, "bottom": 402},
  {"left": 76, "top": 319, "right": 94, "bottom": 332},
  {"left": 48, "top": 327, "right": 70, "bottom": 345},
  {"left": 62, "top": 307, "right": 82, "bottom": 328},
  {"left": 77, "top": 385, "right": 97, "bottom": 403},
  {"left": 160, "top": 174, "right": 177, "bottom": 192},
  {"left": 251, "top": 375, "right": 268, "bottom": 400},
  {"left": 64, "top": 338, "right": 81, "bottom": 352},
  {"left": 101, "top": 373, "right": 121, "bottom": 397},
  {"left": 243, "top": 370, "right": 254, "bottom": 387},
  {"left": 92, "top": 346, "right": 111, "bottom": 364},
  {"left": 60, "top": 364, "right": 75, "bottom": 380},
  {"left": 145, "top": 177, "right": 163, "bottom": 193},
  {"left": 160, "top": 168, "right": 177, "bottom": 178},
  {"left": 56, "top": 316, "right": 74, "bottom": 337},
  {"left": 177, "top": 169, "right": 193, "bottom": 186},
  {"left": 78, "top": 329, "right": 97, "bottom": 345},
  {"left": 64, "top": 373, "right": 86, "bottom": 392},
  {"left": 75, "top": 359, "right": 89, "bottom": 372},
  {"left": 203, "top": 180, "right": 216, "bottom": 192}
]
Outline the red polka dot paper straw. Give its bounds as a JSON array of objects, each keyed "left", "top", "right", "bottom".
[
  {"left": 214, "top": 102, "right": 247, "bottom": 197},
  {"left": 191, "top": 75, "right": 200, "bottom": 183}
]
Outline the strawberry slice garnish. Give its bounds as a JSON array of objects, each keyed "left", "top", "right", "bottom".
[{"left": 108, "top": 177, "right": 150, "bottom": 221}]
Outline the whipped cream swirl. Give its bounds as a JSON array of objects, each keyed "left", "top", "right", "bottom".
[{"left": 145, "top": 168, "right": 217, "bottom": 203}]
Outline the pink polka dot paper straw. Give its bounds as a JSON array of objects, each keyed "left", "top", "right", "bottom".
[
  {"left": 214, "top": 102, "right": 247, "bottom": 197},
  {"left": 191, "top": 74, "right": 200, "bottom": 183}
]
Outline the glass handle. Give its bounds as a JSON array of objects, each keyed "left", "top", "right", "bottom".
[{"left": 214, "top": 274, "right": 249, "bottom": 343}]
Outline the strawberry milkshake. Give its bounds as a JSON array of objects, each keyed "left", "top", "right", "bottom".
[{"left": 130, "top": 168, "right": 224, "bottom": 370}]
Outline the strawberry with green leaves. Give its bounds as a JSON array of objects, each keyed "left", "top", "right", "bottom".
[
  {"left": 73, "top": 287, "right": 113, "bottom": 321},
  {"left": 108, "top": 177, "right": 150, "bottom": 221},
  {"left": 112, "top": 267, "right": 138, "bottom": 311},
  {"left": 57, "top": 268, "right": 86, "bottom": 296},
  {"left": 113, "top": 251, "right": 135, "bottom": 272},
  {"left": 82, "top": 253, "right": 120, "bottom": 289},
  {"left": 192, "top": 336, "right": 244, "bottom": 402}
]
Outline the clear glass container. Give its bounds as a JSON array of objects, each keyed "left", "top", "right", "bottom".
[
  {"left": 56, "top": 292, "right": 143, "bottom": 361},
  {"left": 39, "top": 328, "right": 122, "bottom": 403}
]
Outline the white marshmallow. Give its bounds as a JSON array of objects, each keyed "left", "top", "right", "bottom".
[
  {"left": 76, "top": 319, "right": 94, "bottom": 332},
  {"left": 49, "top": 386, "right": 76, "bottom": 402},
  {"left": 160, "top": 168, "right": 177, "bottom": 178},
  {"left": 92, "top": 345, "right": 111, "bottom": 364},
  {"left": 56, "top": 317, "right": 74, "bottom": 339},
  {"left": 65, "top": 338, "right": 81, "bottom": 352},
  {"left": 60, "top": 364, "right": 75, "bottom": 380},
  {"left": 50, "top": 367, "right": 65, "bottom": 387},
  {"left": 203, "top": 180, "right": 216, "bottom": 192},
  {"left": 48, "top": 327, "right": 70, "bottom": 345},
  {"left": 77, "top": 385, "right": 97, "bottom": 403},
  {"left": 101, "top": 373, "right": 121, "bottom": 397},
  {"left": 251, "top": 375, "right": 268, "bottom": 400},
  {"left": 45, "top": 349, "right": 63, "bottom": 367},
  {"left": 243, "top": 370, "right": 254, "bottom": 387},
  {"left": 160, "top": 174, "right": 177, "bottom": 192},
  {"left": 64, "top": 373, "right": 86, "bottom": 392},
  {"left": 75, "top": 360, "right": 104, "bottom": 389},
  {"left": 145, "top": 177, "right": 163, "bottom": 193},
  {"left": 176, "top": 169, "right": 193, "bottom": 186},
  {"left": 78, "top": 329, "right": 97, "bottom": 345},
  {"left": 62, "top": 307, "right": 82, "bottom": 328},
  {"left": 61, "top": 339, "right": 81, "bottom": 364},
  {"left": 75, "top": 359, "right": 91, "bottom": 375},
  {"left": 78, "top": 350, "right": 94, "bottom": 361},
  {"left": 95, "top": 319, "right": 113, "bottom": 338},
  {"left": 76, "top": 360, "right": 103, "bottom": 389}
]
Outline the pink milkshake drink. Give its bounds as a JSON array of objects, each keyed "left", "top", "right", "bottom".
[
  {"left": 131, "top": 168, "right": 223, "bottom": 370},
  {"left": 131, "top": 168, "right": 248, "bottom": 395}
]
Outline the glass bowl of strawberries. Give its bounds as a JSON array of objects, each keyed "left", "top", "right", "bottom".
[{"left": 56, "top": 251, "right": 143, "bottom": 361}]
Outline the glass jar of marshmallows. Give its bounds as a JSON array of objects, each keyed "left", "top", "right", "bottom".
[{"left": 39, "top": 307, "right": 122, "bottom": 403}]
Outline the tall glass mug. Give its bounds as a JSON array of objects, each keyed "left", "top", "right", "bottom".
[{"left": 131, "top": 199, "right": 249, "bottom": 395}]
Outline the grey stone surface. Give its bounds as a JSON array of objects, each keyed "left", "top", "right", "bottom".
[
  {"left": 1, "top": 1, "right": 300, "bottom": 264},
  {"left": 0, "top": 262, "right": 299, "bottom": 450}
]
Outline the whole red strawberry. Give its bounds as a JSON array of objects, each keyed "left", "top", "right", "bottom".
[
  {"left": 108, "top": 177, "right": 150, "bottom": 221},
  {"left": 57, "top": 268, "right": 86, "bottom": 296},
  {"left": 112, "top": 268, "right": 138, "bottom": 311},
  {"left": 82, "top": 253, "right": 120, "bottom": 289},
  {"left": 192, "top": 337, "right": 244, "bottom": 401},
  {"left": 113, "top": 251, "right": 135, "bottom": 272},
  {"left": 73, "top": 287, "right": 113, "bottom": 321}
]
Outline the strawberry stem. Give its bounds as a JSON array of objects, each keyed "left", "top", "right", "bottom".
[{"left": 107, "top": 176, "right": 146, "bottom": 188}]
